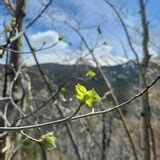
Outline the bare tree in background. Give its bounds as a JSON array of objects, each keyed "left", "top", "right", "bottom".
[{"left": 105, "top": 0, "right": 158, "bottom": 159}]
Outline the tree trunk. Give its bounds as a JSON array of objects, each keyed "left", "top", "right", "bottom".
[
  {"left": 3, "top": 0, "right": 27, "bottom": 159},
  {"left": 139, "top": 0, "right": 151, "bottom": 160}
]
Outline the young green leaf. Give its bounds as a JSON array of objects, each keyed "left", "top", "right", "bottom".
[
  {"left": 87, "top": 70, "right": 96, "bottom": 78},
  {"left": 75, "top": 83, "right": 87, "bottom": 102},
  {"left": 38, "top": 133, "right": 56, "bottom": 150},
  {"left": 75, "top": 84, "right": 101, "bottom": 107},
  {"left": 85, "top": 89, "right": 101, "bottom": 107}
]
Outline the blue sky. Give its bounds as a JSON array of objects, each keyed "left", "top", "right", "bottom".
[{"left": 0, "top": 0, "right": 160, "bottom": 65}]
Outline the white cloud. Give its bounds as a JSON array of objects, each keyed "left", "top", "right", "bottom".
[
  {"left": 93, "top": 45, "right": 113, "bottom": 56},
  {"left": 30, "top": 30, "right": 59, "bottom": 43},
  {"left": 24, "top": 53, "right": 61, "bottom": 65},
  {"left": 24, "top": 30, "right": 76, "bottom": 65},
  {"left": 29, "top": 30, "right": 70, "bottom": 51},
  {"left": 24, "top": 30, "right": 128, "bottom": 66}
]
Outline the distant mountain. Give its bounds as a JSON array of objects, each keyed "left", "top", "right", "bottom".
[{"left": 28, "top": 61, "right": 139, "bottom": 102}]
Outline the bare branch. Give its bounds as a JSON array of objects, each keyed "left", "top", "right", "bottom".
[{"left": 0, "top": 75, "right": 159, "bottom": 131}]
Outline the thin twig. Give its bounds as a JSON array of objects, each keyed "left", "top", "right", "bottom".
[
  {"left": 20, "top": 131, "right": 38, "bottom": 142},
  {"left": 0, "top": 75, "right": 159, "bottom": 131},
  {"left": 1, "top": 40, "right": 59, "bottom": 54}
]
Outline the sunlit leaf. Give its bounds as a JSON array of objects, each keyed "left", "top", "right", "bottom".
[
  {"left": 75, "top": 84, "right": 101, "bottom": 107},
  {"left": 75, "top": 84, "right": 87, "bottom": 102},
  {"left": 87, "top": 70, "right": 96, "bottom": 78},
  {"left": 85, "top": 89, "right": 101, "bottom": 107},
  {"left": 38, "top": 133, "right": 56, "bottom": 150}
]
